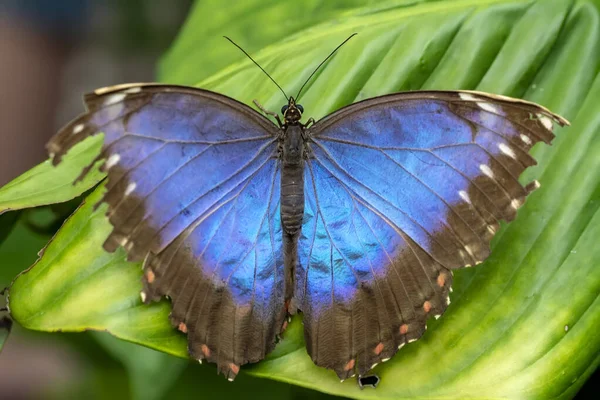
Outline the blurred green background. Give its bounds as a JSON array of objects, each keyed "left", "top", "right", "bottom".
[{"left": 0, "top": 0, "right": 598, "bottom": 399}]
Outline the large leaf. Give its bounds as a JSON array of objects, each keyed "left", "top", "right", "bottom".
[
  {"left": 5, "top": 0, "right": 600, "bottom": 398},
  {"left": 160, "top": 0, "right": 394, "bottom": 84}
]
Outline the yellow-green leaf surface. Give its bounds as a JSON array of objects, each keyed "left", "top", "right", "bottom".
[
  {"left": 160, "top": 0, "right": 397, "bottom": 84},
  {"left": 6, "top": 0, "right": 600, "bottom": 398},
  {"left": 0, "top": 135, "right": 104, "bottom": 213}
]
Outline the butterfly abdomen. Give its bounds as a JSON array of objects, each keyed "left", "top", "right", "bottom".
[
  {"left": 281, "top": 163, "right": 304, "bottom": 235},
  {"left": 281, "top": 125, "right": 305, "bottom": 235}
]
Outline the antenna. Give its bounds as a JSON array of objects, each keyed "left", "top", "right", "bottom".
[
  {"left": 224, "top": 36, "right": 289, "bottom": 101},
  {"left": 295, "top": 33, "right": 357, "bottom": 101}
]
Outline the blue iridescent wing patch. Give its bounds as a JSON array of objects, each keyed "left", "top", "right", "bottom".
[
  {"left": 296, "top": 91, "right": 568, "bottom": 379},
  {"left": 48, "top": 84, "right": 285, "bottom": 380}
]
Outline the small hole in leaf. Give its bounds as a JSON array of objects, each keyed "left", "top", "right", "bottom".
[{"left": 358, "top": 375, "right": 380, "bottom": 389}]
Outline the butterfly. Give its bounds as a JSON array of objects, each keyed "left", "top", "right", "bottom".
[{"left": 46, "top": 37, "right": 568, "bottom": 383}]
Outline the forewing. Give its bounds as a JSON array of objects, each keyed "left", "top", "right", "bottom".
[
  {"left": 296, "top": 90, "right": 568, "bottom": 379},
  {"left": 48, "top": 84, "right": 285, "bottom": 379}
]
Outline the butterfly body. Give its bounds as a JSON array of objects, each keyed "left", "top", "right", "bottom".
[
  {"left": 280, "top": 102, "right": 307, "bottom": 236},
  {"left": 47, "top": 83, "right": 568, "bottom": 382}
]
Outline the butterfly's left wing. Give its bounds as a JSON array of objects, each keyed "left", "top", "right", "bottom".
[
  {"left": 295, "top": 90, "right": 568, "bottom": 379},
  {"left": 47, "top": 84, "right": 286, "bottom": 380}
]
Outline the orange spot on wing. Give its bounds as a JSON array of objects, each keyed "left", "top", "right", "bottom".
[
  {"left": 146, "top": 270, "right": 155, "bottom": 283},
  {"left": 178, "top": 322, "right": 187, "bottom": 333},
  {"left": 344, "top": 359, "right": 355, "bottom": 371},
  {"left": 400, "top": 324, "right": 409, "bottom": 335},
  {"left": 201, "top": 344, "right": 211, "bottom": 358},
  {"left": 423, "top": 301, "right": 432, "bottom": 313},
  {"left": 374, "top": 342, "right": 384, "bottom": 355},
  {"left": 229, "top": 363, "right": 240, "bottom": 375},
  {"left": 437, "top": 272, "right": 446, "bottom": 287}
]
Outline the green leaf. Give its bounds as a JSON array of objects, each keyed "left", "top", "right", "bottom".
[
  {"left": 0, "top": 212, "right": 54, "bottom": 287},
  {"left": 0, "top": 211, "right": 20, "bottom": 247},
  {"left": 5, "top": 0, "right": 600, "bottom": 398},
  {"left": 8, "top": 184, "right": 188, "bottom": 356},
  {"left": 160, "top": 0, "right": 400, "bottom": 85},
  {"left": 0, "top": 135, "right": 104, "bottom": 213}
]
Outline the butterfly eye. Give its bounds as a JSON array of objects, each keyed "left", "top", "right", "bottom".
[
  {"left": 281, "top": 105, "right": 288, "bottom": 114},
  {"left": 297, "top": 104, "right": 304, "bottom": 113}
]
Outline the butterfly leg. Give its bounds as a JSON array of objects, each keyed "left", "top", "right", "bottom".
[
  {"left": 273, "top": 129, "right": 287, "bottom": 159},
  {"left": 253, "top": 99, "right": 283, "bottom": 127},
  {"left": 302, "top": 117, "right": 315, "bottom": 129}
]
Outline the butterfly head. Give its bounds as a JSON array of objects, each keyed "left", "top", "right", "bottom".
[{"left": 281, "top": 97, "right": 304, "bottom": 125}]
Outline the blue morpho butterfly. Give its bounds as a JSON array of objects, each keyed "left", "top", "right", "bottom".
[{"left": 47, "top": 35, "right": 569, "bottom": 384}]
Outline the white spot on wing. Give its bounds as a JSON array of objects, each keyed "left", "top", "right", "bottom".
[
  {"left": 105, "top": 154, "right": 120, "bottom": 169},
  {"left": 370, "top": 363, "right": 378, "bottom": 369},
  {"left": 464, "top": 245, "right": 475, "bottom": 258},
  {"left": 125, "top": 182, "right": 137, "bottom": 196},
  {"left": 408, "top": 338, "right": 417, "bottom": 343},
  {"left": 124, "top": 87, "right": 142, "bottom": 94},
  {"left": 459, "top": 190, "right": 471, "bottom": 204},
  {"left": 103, "top": 93, "right": 127, "bottom": 107},
  {"left": 480, "top": 164, "right": 494, "bottom": 178},
  {"left": 140, "top": 291, "right": 147, "bottom": 302},
  {"left": 539, "top": 114, "right": 553, "bottom": 130},
  {"left": 459, "top": 93, "right": 479, "bottom": 102},
  {"left": 520, "top": 134, "right": 532, "bottom": 145},
  {"left": 499, "top": 143, "right": 517, "bottom": 159},
  {"left": 398, "top": 343, "right": 406, "bottom": 350},
  {"left": 446, "top": 296, "right": 451, "bottom": 305},
  {"left": 434, "top": 314, "right": 441, "bottom": 320},
  {"left": 487, "top": 225, "right": 497, "bottom": 235},
  {"left": 73, "top": 123, "right": 84, "bottom": 135},
  {"left": 381, "top": 357, "right": 390, "bottom": 362},
  {"left": 477, "top": 102, "right": 499, "bottom": 114},
  {"left": 511, "top": 198, "right": 522, "bottom": 209}
]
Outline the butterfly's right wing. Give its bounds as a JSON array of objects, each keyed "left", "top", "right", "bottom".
[
  {"left": 48, "top": 84, "right": 286, "bottom": 379},
  {"left": 295, "top": 90, "right": 567, "bottom": 379}
]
